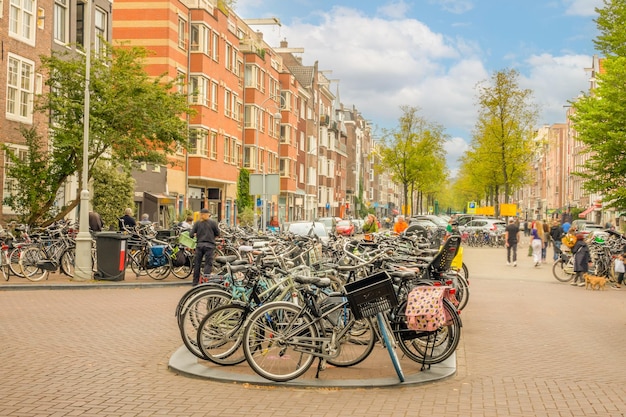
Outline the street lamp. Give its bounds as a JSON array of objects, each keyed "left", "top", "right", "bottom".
[
  {"left": 74, "top": 0, "right": 93, "bottom": 281},
  {"left": 253, "top": 95, "right": 283, "bottom": 231}
]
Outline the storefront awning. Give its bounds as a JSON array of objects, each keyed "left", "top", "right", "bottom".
[{"left": 579, "top": 206, "right": 595, "bottom": 218}]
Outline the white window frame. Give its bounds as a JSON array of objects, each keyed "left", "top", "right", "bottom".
[
  {"left": 3, "top": 145, "right": 28, "bottom": 213},
  {"left": 53, "top": 0, "right": 69, "bottom": 45},
  {"left": 209, "top": 130, "right": 217, "bottom": 159},
  {"left": 190, "top": 23, "right": 210, "bottom": 55},
  {"left": 6, "top": 53, "right": 35, "bottom": 123},
  {"left": 94, "top": 6, "right": 107, "bottom": 57},
  {"left": 178, "top": 16, "right": 187, "bottom": 50},
  {"left": 189, "top": 75, "right": 208, "bottom": 106},
  {"left": 189, "top": 128, "right": 208, "bottom": 156},
  {"left": 9, "top": 0, "right": 36, "bottom": 45},
  {"left": 210, "top": 81, "right": 218, "bottom": 111}
]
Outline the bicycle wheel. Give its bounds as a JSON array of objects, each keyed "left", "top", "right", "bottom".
[
  {"left": 8, "top": 248, "right": 26, "bottom": 277},
  {"left": 20, "top": 246, "right": 49, "bottom": 281},
  {"left": 171, "top": 251, "right": 193, "bottom": 279},
  {"left": 60, "top": 248, "right": 75, "bottom": 277},
  {"left": 179, "top": 288, "right": 232, "bottom": 358},
  {"left": 395, "top": 299, "right": 462, "bottom": 365},
  {"left": 128, "top": 248, "right": 148, "bottom": 277},
  {"left": 376, "top": 312, "right": 405, "bottom": 382},
  {"left": 325, "top": 305, "right": 376, "bottom": 367},
  {"left": 146, "top": 257, "right": 171, "bottom": 280},
  {"left": 451, "top": 273, "right": 470, "bottom": 311},
  {"left": 197, "top": 303, "right": 248, "bottom": 365},
  {"left": 243, "top": 301, "right": 319, "bottom": 382},
  {"left": 552, "top": 258, "right": 575, "bottom": 282},
  {"left": 1, "top": 252, "right": 9, "bottom": 281}
]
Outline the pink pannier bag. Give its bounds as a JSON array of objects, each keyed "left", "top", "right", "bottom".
[{"left": 405, "top": 286, "right": 453, "bottom": 331}]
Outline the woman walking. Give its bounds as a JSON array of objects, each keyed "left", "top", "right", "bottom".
[
  {"left": 571, "top": 233, "right": 591, "bottom": 287},
  {"left": 531, "top": 226, "right": 543, "bottom": 267}
]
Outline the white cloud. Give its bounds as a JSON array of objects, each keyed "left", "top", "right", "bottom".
[
  {"left": 444, "top": 136, "right": 470, "bottom": 178},
  {"left": 521, "top": 53, "right": 591, "bottom": 125},
  {"left": 434, "top": 0, "right": 475, "bottom": 14},
  {"left": 250, "top": 5, "right": 591, "bottom": 174},
  {"left": 377, "top": 1, "right": 412, "bottom": 19},
  {"left": 563, "top": 0, "right": 603, "bottom": 16}
]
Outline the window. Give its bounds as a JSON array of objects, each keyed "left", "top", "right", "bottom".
[
  {"left": 94, "top": 7, "right": 107, "bottom": 57},
  {"left": 178, "top": 16, "right": 186, "bottom": 50},
  {"left": 280, "top": 158, "right": 291, "bottom": 177},
  {"left": 225, "top": 43, "right": 232, "bottom": 71},
  {"left": 223, "top": 136, "right": 230, "bottom": 163},
  {"left": 3, "top": 145, "right": 28, "bottom": 212},
  {"left": 209, "top": 131, "right": 217, "bottom": 159},
  {"left": 224, "top": 89, "right": 231, "bottom": 117},
  {"left": 53, "top": 0, "right": 68, "bottom": 44},
  {"left": 76, "top": 2, "right": 84, "bottom": 47},
  {"left": 6, "top": 54, "right": 34, "bottom": 122},
  {"left": 190, "top": 23, "right": 210, "bottom": 55},
  {"left": 189, "top": 128, "right": 208, "bottom": 156},
  {"left": 210, "top": 81, "right": 218, "bottom": 111},
  {"left": 9, "top": 0, "right": 35, "bottom": 44},
  {"left": 211, "top": 31, "right": 219, "bottom": 61},
  {"left": 189, "top": 75, "right": 208, "bottom": 106}
]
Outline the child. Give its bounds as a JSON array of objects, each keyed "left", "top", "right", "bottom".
[{"left": 613, "top": 252, "right": 625, "bottom": 289}]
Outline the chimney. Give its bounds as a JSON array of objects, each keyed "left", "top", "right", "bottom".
[{"left": 280, "top": 38, "right": 288, "bottom": 48}]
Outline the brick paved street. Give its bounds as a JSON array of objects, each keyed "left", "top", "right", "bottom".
[{"left": 2, "top": 244, "right": 626, "bottom": 416}]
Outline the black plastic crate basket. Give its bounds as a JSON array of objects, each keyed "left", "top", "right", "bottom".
[{"left": 344, "top": 271, "right": 398, "bottom": 320}]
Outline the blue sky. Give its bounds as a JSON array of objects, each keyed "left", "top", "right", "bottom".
[{"left": 235, "top": 0, "right": 602, "bottom": 175}]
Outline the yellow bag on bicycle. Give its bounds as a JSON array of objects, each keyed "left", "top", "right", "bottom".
[{"left": 450, "top": 246, "right": 463, "bottom": 270}]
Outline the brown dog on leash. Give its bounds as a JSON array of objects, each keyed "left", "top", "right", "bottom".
[{"left": 584, "top": 273, "right": 607, "bottom": 290}]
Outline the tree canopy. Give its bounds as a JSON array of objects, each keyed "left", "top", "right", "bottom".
[
  {"left": 377, "top": 106, "right": 448, "bottom": 216},
  {"left": 2, "top": 43, "right": 193, "bottom": 226},
  {"left": 569, "top": 0, "right": 626, "bottom": 209},
  {"left": 456, "top": 69, "right": 538, "bottom": 212}
]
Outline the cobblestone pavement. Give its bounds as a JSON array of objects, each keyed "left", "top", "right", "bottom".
[{"left": 1, "top": 244, "right": 626, "bottom": 417}]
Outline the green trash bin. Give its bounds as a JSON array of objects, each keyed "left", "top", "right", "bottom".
[{"left": 95, "top": 232, "right": 129, "bottom": 281}]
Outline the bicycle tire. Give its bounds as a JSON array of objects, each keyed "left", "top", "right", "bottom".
[
  {"left": 452, "top": 274, "right": 470, "bottom": 311},
  {"left": 8, "top": 248, "right": 26, "bottom": 277},
  {"left": 376, "top": 312, "right": 405, "bottom": 382},
  {"left": 60, "top": 248, "right": 75, "bottom": 277},
  {"left": 243, "top": 301, "right": 319, "bottom": 382},
  {"left": 1, "top": 251, "right": 9, "bottom": 281},
  {"left": 179, "top": 288, "right": 232, "bottom": 358},
  {"left": 552, "top": 258, "right": 575, "bottom": 282},
  {"left": 326, "top": 312, "right": 376, "bottom": 367},
  {"left": 128, "top": 248, "right": 148, "bottom": 277},
  {"left": 20, "top": 246, "right": 49, "bottom": 281},
  {"left": 394, "top": 299, "right": 462, "bottom": 365},
  {"left": 171, "top": 251, "right": 193, "bottom": 279},
  {"left": 197, "top": 303, "right": 248, "bottom": 365},
  {"left": 146, "top": 258, "right": 171, "bottom": 280}
]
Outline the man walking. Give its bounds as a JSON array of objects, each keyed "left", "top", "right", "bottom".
[
  {"left": 189, "top": 208, "right": 220, "bottom": 286},
  {"left": 505, "top": 218, "right": 520, "bottom": 267}
]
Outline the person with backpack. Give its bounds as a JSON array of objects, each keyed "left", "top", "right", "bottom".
[
  {"left": 570, "top": 233, "right": 591, "bottom": 287},
  {"left": 549, "top": 220, "right": 564, "bottom": 261}
]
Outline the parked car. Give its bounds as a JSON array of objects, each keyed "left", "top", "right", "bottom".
[
  {"left": 460, "top": 218, "right": 506, "bottom": 235},
  {"left": 316, "top": 217, "right": 339, "bottom": 235},
  {"left": 571, "top": 220, "right": 604, "bottom": 236},
  {"left": 412, "top": 215, "right": 448, "bottom": 229},
  {"left": 335, "top": 220, "right": 355, "bottom": 236},
  {"left": 285, "top": 221, "right": 330, "bottom": 244},
  {"left": 454, "top": 214, "right": 489, "bottom": 227},
  {"left": 351, "top": 218, "right": 365, "bottom": 234}
]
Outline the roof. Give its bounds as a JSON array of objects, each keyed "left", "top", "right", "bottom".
[{"left": 287, "top": 65, "right": 315, "bottom": 88}]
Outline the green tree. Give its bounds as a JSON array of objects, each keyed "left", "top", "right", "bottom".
[
  {"left": 377, "top": 106, "right": 448, "bottom": 216},
  {"left": 91, "top": 161, "right": 135, "bottom": 230},
  {"left": 10, "top": 42, "right": 193, "bottom": 225},
  {"left": 236, "top": 168, "right": 253, "bottom": 213},
  {"left": 468, "top": 69, "right": 538, "bottom": 211},
  {"left": 1, "top": 126, "right": 65, "bottom": 225},
  {"left": 569, "top": 0, "right": 626, "bottom": 209}
]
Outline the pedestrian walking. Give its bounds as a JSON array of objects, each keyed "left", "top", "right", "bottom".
[
  {"left": 179, "top": 215, "right": 194, "bottom": 230},
  {"left": 549, "top": 220, "right": 564, "bottom": 261},
  {"left": 570, "top": 233, "right": 591, "bottom": 287},
  {"left": 189, "top": 208, "right": 220, "bottom": 286},
  {"left": 139, "top": 213, "right": 152, "bottom": 225},
  {"left": 89, "top": 211, "right": 104, "bottom": 233},
  {"left": 505, "top": 218, "right": 520, "bottom": 267},
  {"left": 613, "top": 252, "right": 625, "bottom": 289},
  {"left": 394, "top": 215, "right": 408, "bottom": 234},
  {"left": 530, "top": 227, "right": 543, "bottom": 267}
]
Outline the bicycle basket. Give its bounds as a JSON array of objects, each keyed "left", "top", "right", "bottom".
[
  {"left": 178, "top": 231, "right": 197, "bottom": 249},
  {"left": 344, "top": 271, "right": 398, "bottom": 320}
]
